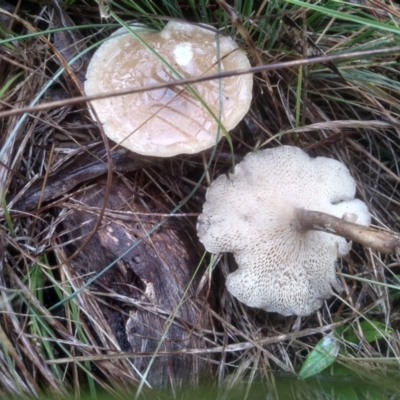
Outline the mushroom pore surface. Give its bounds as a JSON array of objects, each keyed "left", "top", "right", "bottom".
[
  {"left": 197, "top": 146, "right": 371, "bottom": 316},
  {"left": 85, "top": 21, "right": 253, "bottom": 157}
]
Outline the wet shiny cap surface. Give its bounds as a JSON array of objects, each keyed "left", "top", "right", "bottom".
[{"left": 85, "top": 22, "right": 253, "bottom": 157}]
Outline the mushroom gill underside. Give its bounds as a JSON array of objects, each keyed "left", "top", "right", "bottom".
[
  {"left": 197, "top": 146, "right": 372, "bottom": 316},
  {"left": 226, "top": 225, "right": 346, "bottom": 316}
]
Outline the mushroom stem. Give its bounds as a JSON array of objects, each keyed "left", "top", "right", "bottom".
[{"left": 296, "top": 208, "right": 400, "bottom": 255}]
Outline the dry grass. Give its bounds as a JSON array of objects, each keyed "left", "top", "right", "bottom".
[{"left": 0, "top": 0, "right": 400, "bottom": 399}]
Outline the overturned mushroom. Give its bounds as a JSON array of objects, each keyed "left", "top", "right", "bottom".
[
  {"left": 85, "top": 21, "right": 253, "bottom": 157},
  {"left": 197, "top": 146, "right": 377, "bottom": 316}
]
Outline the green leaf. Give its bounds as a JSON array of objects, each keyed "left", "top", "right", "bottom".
[
  {"left": 336, "top": 386, "right": 358, "bottom": 400},
  {"left": 330, "top": 363, "right": 353, "bottom": 377},
  {"left": 299, "top": 332, "right": 340, "bottom": 379},
  {"left": 365, "top": 390, "right": 385, "bottom": 400},
  {"left": 344, "top": 320, "right": 392, "bottom": 344}
]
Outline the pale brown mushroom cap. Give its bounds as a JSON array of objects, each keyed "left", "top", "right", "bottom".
[
  {"left": 85, "top": 21, "right": 253, "bottom": 157},
  {"left": 197, "top": 146, "right": 371, "bottom": 316}
]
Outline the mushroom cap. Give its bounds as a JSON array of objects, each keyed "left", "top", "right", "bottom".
[
  {"left": 85, "top": 21, "right": 253, "bottom": 157},
  {"left": 197, "top": 146, "right": 371, "bottom": 316}
]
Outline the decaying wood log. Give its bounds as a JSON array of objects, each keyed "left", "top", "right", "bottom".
[{"left": 60, "top": 177, "right": 214, "bottom": 388}]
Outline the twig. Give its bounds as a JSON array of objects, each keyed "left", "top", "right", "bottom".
[{"left": 296, "top": 208, "right": 400, "bottom": 254}]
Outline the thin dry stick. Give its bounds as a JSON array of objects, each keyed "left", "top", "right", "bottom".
[
  {"left": 296, "top": 208, "right": 400, "bottom": 255},
  {"left": 1, "top": 46, "right": 400, "bottom": 121}
]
